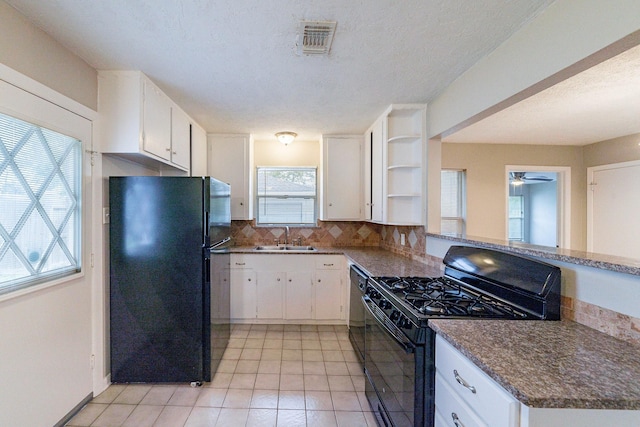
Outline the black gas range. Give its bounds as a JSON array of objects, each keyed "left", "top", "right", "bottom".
[{"left": 362, "top": 245, "right": 561, "bottom": 427}]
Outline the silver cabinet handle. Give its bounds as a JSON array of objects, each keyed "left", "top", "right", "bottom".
[
  {"left": 453, "top": 370, "right": 476, "bottom": 394},
  {"left": 451, "top": 412, "right": 466, "bottom": 427},
  {"left": 235, "top": 262, "right": 246, "bottom": 266},
  {"left": 323, "top": 263, "right": 334, "bottom": 266}
]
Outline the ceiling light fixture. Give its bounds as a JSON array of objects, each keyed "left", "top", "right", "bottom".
[{"left": 276, "top": 131, "right": 297, "bottom": 146}]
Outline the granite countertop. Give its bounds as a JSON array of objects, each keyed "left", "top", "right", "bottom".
[
  {"left": 427, "top": 232, "right": 640, "bottom": 276},
  {"left": 231, "top": 246, "right": 442, "bottom": 277},
  {"left": 429, "top": 319, "right": 640, "bottom": 410}
]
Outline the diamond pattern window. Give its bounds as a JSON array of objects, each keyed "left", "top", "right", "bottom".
[{"left": 0, "top": 112, "right": 82, "bottom": 294}]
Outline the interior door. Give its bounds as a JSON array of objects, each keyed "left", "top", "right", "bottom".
[{"left": 588, "top": 161, "right": 640, "bottom": 257}]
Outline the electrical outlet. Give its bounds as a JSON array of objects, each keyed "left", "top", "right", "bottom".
[{"left": 401, "top": 233, "right": 406, "bottom": 246}]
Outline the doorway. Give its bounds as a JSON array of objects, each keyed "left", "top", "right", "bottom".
[
  {"left": 587, "top": 160, "right": 640, "bottom": 257},
  {"left": 505, "top": 166, "right": 571, "bottom": 249}
]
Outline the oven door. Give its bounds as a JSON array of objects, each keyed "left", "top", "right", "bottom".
[
  {"left": 363, "top": 295, "right": 424, "bottom": 427},
  {"left": 349, "top": 265, "right": 367, "bottom": 368}
]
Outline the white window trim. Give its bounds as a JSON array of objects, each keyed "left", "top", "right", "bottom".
[{"left": 255, "top": 166, "right": 318, "bottom": 226}]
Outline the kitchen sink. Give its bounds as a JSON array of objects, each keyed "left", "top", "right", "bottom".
[{"left": 254, "top": 245, "right": 317, "bottom": 252}]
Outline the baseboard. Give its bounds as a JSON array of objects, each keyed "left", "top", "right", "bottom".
[{"left": 54, "top": 393, "right": 93, "bottom": 427}]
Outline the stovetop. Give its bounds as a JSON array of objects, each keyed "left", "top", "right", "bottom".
[
  {"left": 373, "top": 276, "right": 528, "bottom": 319},
  {"left": 363, "top": 246, "right": 562, "bottom": 345}
]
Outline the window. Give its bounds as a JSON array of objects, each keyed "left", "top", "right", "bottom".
[
  {"left": 441, "top": 170, "right": 466, "bottom": 235},
  {"left": 256, "top": 167, "right": 317, "bottom": 225},
  {"left": 0, "top": 112, "right": 82, "bottom": 294},
  {"left": 508, "top": 195, "right": 525, "bottom": 241}
]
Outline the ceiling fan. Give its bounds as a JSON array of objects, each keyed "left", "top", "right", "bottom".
[{"left": 509, "top": 172, "right": 555, "bottom": 185}]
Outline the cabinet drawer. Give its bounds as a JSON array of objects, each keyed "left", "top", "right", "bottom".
[
  {"left": 436, "top": 335, "right": 519, "bottom": 427},
  {"left": 436, "top": 373, "right": 487, "bottom": 427},
  {"left": 315, "top": 257, "right": 341, "bottom": 269},
  {"left": 230, "top": 254, "right": 252, "bottom": 269}
]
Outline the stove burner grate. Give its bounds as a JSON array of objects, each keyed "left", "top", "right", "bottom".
[{"left": 377, "top": 276, "right": 528, "bottom": 319}]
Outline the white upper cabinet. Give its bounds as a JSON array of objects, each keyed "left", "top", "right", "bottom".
[
  {"left": 364, "top": 104, "right": 426, "bottom": 225},
  {"left": 190, "top": 122, "right": 207, "bottom": 176},
  {"left": 98, "top": 70, "right": 197, "bottom": 173},
  {"left": 320, "top": 135, "right": 362, "bottom": 221},
  {"left": 169, "top": 105, "right": 191, "bottom": 170},
  {"left": 207, "top": 134, "right": 253, "bottom": 220}
]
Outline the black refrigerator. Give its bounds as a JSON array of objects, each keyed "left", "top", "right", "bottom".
[{"left": 109, "top": 176, "right": 231, "bottom": 383}]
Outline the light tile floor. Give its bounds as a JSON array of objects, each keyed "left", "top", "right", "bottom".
[{"left": 66, "top": 324, "right": 377, "bottom": 427}]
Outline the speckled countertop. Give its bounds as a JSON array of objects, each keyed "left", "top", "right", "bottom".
[
  {"left": 429, "top": 319, "right": 640, "bottom": 410},
  {"left": 427, "top": 232, "right": 640, "bottom": 276},
  {"left": 231, "top": 246, "right": 441, "bottom": 277}
]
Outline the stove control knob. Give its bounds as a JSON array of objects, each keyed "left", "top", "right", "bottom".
[
  {"left": 398, "top": 316, "right": 412, "bottom": 330},
  {"left": 390, "top": 310, "right": 400, "bottom": 321}
]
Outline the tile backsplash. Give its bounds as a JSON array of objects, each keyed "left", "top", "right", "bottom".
[
  {"left": 561, "top": 296, "right": 640, "bottom": 346},
  {"left": 230, "top": 220, "right": 382, "bottom": 247}
]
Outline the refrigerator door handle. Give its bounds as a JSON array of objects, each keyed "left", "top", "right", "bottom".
[{"left": 209, "top": 236, "right": 232, "bottom": 250}]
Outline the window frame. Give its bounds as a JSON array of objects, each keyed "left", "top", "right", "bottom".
[
  {"left": 508, "top": 195, "right": 525, "bottom": 241},
  {"left": 0, "top": 79, "right": 91, "bottom": 300},
  {"left": 255, "top": 166, "right": 318, "bottom": 226},
  {"left": 0, "top": 112, "right": 83, "bottom": 295},
  {"left": 440, "top": 169, "right": 466, "bottom": 235}
]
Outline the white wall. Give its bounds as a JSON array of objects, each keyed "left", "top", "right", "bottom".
[
  {"left": 429, "top": 0, "right": 640, "bottom": 138},
  {"left": 253, "top": 139, "right": 320, "bottom": 167},
  {"left": 0, "top": 0, "right": 97, "bottom": 110}
]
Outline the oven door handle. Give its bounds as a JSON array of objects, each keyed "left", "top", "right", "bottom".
[{"left": 362, "top": 295, "right": 416, "bottom": 354}]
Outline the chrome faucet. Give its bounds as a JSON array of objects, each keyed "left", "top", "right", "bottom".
[{"left": 284, "top": 226, "right": 290, "bottom": 245}]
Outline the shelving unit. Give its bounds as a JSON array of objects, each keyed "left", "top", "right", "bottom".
[{"left": 365, "top": 104, "right": 426, "bottom": 225}]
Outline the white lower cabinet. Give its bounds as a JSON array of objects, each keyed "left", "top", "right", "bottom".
[
  {"left": 313, "top": 261, "right": 343, "bottom": 320},
  {"left": 435, "top": 334, "right": 640, "bottom": 427},
  {"left": 256, "top": 271, "right": 284, "bottom": 319},
  {"left": 230, "top": 268, "right": 257, "bottom": 319},
  {"left": 285, "top": 271, "right": 313, "bottom": 320},
  {"left": 436, "top": 335, "right": 518, "bottom": 427},
  {"left": 230, "top": 254, "right": 345, "bottom": 323}
]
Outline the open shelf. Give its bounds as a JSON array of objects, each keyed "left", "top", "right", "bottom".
[{"left": 388, "top": 135, "right": 421, "bottom": 143}]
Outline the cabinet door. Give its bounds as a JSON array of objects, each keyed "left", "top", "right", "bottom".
[
  {"left": 323, "top": 136, "right": 362, "bottom": 220},
  {"left": 230, "top": 269, "right": 256, "bottom": 319},
  {"left": 257, "top": 271, "right": 284, "bottom": 319},
  {"left": 285, "top": 272, "right": 312, "bottom": 320},
  {"left": 170, "top": 105, "right": 191, "bottom": 170},
  {"left": 314, "top": 269, "right": 343, "bottom": 320},
  {"left": 190, "top": 123, "right": 207, "bottom": 176},
  {"left": 370, "top": 118, "right": 385, "bottom": 222},
  {"left": 142, "top": 78, "right": 172, "bottom": 160},
  {"left": 208, "top": 134, "right": 251, "bottom": 219}
]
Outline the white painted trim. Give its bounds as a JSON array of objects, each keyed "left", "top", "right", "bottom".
[
  {"left": 0, "top": 63, "right": 97, "bottom": 121},
  {"left": 586, "top": 159, "right": 640, "bottom": 252},
  {"left": 505, "top": 165, "right": 571, "bottom": 249}
]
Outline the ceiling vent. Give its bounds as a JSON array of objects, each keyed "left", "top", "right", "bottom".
[{"left": 297, "top": 21, "right": 337, "bottom": 56}]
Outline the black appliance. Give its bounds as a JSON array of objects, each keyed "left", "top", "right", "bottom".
[
  {"left": 349, "top": 264, "right": 368, "bottom": 369},
  {"left": 109, "top": 176, "right": 231, "bottom": 383},
  {"left": 363, "top": 245, "right": 561, "bottom": 427}
]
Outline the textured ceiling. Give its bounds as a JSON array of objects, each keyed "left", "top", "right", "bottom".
[
  {"left": 5, "top": 0, "right": 554, "bottom": 141},
  {"left": 443, "top": 43, "right": 640, "bottom": 146}
]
